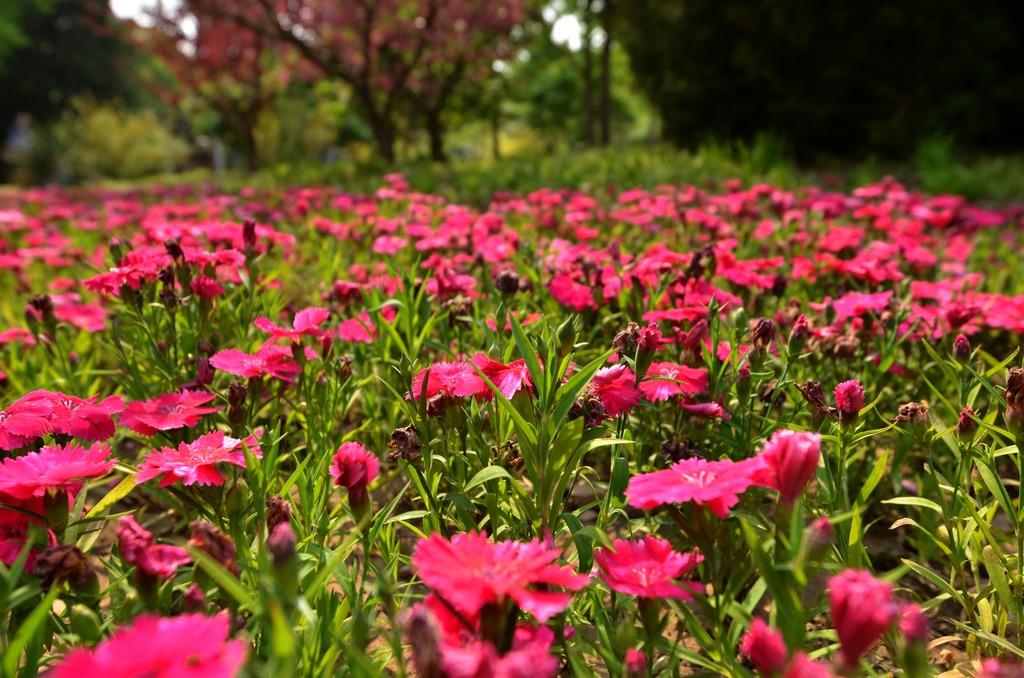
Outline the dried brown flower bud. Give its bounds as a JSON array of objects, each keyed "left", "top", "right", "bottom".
[
  {"left": 266, "top": 495, "right": 292, "bottom": 533},
  {"left": 494, "top": 270, "right": 522, "bottom": 296},
  {"left": 751, "top": 318, "right": 777, "bottom": 352},
  {"left": 35, "top": 545, "right": 97, "bottom": 592},
  {"left": 189, "top": 521, "right": 239, "bottom": 577}
]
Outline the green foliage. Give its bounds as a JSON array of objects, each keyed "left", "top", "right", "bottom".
[{"left": 36, "top": 96, "right": 190, "bottom": 181}]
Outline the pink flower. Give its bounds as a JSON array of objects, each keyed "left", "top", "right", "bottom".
[
  {"left": 639, "top": 362, "right": 708, "bottom": 401},
  {"left": 22, "top": 390, "right": 124, "bottom": 441},
  {"left": 457, "top": 354, "right": 533, "bottom": 400},
  {"left": 833, "top": 380, "right": 865, "bottom": 414},
  {"left": 51, "top": 613, "right": 247, "bottom": 678},
  {"left": 412, "top": 531, "right": 590, "bottom": 623},
  {"left": 755, "top": 430, "right": 821, "bottom": 506},
  {"left": 898, "top": 602, "right": 929, "bottom": 643},
  {"left": 117, "top": 515, "right": 191, "bottom": 579},
  {"left": 783, "top": 652, "right": 838, "bottom": 678},
  {"left": 135, "top": 430, "right": 262, "bottom": 487},
  {"left": 190, "top": 276, "right": 225, "bottom": 300},
  {"left": 0, "top": 507, "right": 56, "bottom": 571},
  {"left": 120, "top": 391, "right": 222, "bottom": 437},
  {"left": 0, "top": 442, "right": 115, "bottom": 500},
  {"left": 829, "top": 569, "right": 897, "bottom": 668},
  {"left": 591, "top": 365, "right": 643, "bottom": 417},
  {"left": 741, "top": 618, "right": 787, "bottom": 676},
  {"left": 593, "top": 536, "right": 702, "bottom": 599},
  {"left": 330, "top": 442, "right": 379, "bottom": 507},
  {"left": 0, "top": 394, "right": 53, "bottom": 450},
  {"left": 625, "top": 457, "right": 760, "bottom": 518},
  {"left": 409, "top": 361, "right": 478, "bottom": 400},
  {"left": 254, "top": 306, "right": 330, "bottom": 341},
  {"left": 439, "top": 624, "right": 559, "bottom": 678},
  {"left": 549, "top": 274, "right": 597, "bottom": 311},
  {"left": 679, "top": 400, "right": 731, "bottom": 419},
  {"left": 625, "top": 648, "right": 647, "bottom": 677},
  {"left": 210, "top": 345, "right": 302, "bottom": 381}
]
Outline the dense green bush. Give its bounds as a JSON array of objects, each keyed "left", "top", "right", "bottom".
[{"left": 33, "top": 96, "right": 190, "bottom": 182}]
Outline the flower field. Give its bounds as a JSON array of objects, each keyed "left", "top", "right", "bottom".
[{"left": 1, "top": 176, "right": 1023, "bottom": 676}]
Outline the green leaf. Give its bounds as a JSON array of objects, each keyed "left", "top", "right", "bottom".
[
  {"left": 188, "top": 546, "right": 260, "bottom": 613},
  {"left": 84, "top": 475, "right": 136, "bottom": 520},
  {"left": 1, "top": 586, "right": 59, "bottom": 677},
  {"left": 560, "top": 512, "right": 594, "bottom": 573},
  {"left": 855, "top": 450, "right": 889, "bottom": 505},
  {"left": 883, "top": 496, "right": 944, "bottom": 514},
  {"left": 975, "top": 458, "right": 1017, "bottom": 528},
  {"left": 901, "top": 559, "right": 967, "bottom": 609},
  {"left": 982, "top": 545, "right": 1017, "bottom": 622},
  {"left": 465, "top": 465, "right": 514, "bottom": 491}
]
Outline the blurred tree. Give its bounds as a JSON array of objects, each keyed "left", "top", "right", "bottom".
[
  {"left": 0, "top": 0, "right": 145, "bottom": 136},
  {"left": 618, "top": 0, "right": 1024, "bottom": 156},
  {"left": 119, "top": 3, "right": 315, "bottom": 172},
  {"left": 172, "top": 0, "right": 528, "bottom": 163}
]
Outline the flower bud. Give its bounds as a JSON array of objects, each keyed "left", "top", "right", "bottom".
[
  {"left": 189, "top": 521, "right": 239, "bottom": 577},
  {"left": 1004, "top": 367, "right": 1024, "bottom": 437},
  {"left": 829, "top": 569, "right": 897, "bottom": 669},
  {"left": 953, "top": 334, "right": 971, "bottom": 363},
  {"left": 625, "top": 648, "right": 647, "bottom": 678},
  {"left": 957, "top": 407, "right": 978, "bottom": 443},
  {"left": 740, "top": 618, "right": 787, "bottom": 676}
]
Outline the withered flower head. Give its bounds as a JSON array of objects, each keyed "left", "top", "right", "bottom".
[
  {"left": 387, "top": 424, "right": 422, "bottom": 462},
  {"left": 401, "top": 605, "right": 443, "bottom": 678},
  {"left": 36, "top": 545, "right": 97, "bottom": 591},
  {"left": 612, "top": 322, "right": 642, "bottom": 355},
  {"left": 189, "top": 521, "right": 240, "bottom": 577},
  {"left": 796, "top": 380, "right": 826, "bottom": 407},
  {"left": 751, "top": 318, "right": 777, "bottom": 352},
  {"left": 266, "top": 495, "right": 292, "bottom": 533},
  {"left": 660, "top": 439, "right": 704, "bottom": 463},
  {"left": 494, "top": 270, "right": 522, "bottom": 296},
  {"left": 1005, "top": 367, "right": 1024, "bottom": 436},
  {"left": 164, "top": 238, "right": 184, "bottom": 261}
]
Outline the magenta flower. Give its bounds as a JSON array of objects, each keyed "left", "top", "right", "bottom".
[
  {"left": 829, "top": 569, "right": 897, "bottom": 668},
  {"left": 254, "top": 306, "right": 330, "bottom": 341},
  {"left": 190, "top": 276, "right": 225, "bottom": 300},
  {"left": 21, "top": 390, "right": 124, "bottom": 442},
  {"left": 833, "top": 380, "right": 865, "bottom": 412},
  {"left": 639, "top": 362, "right": 708, "bottom": 402},
  {"left": 210, "top": 345, "right": 302, "bottom": 381},
  {"left": 755, "top": 429, "right": 821, "bottom": 506},
  {"left": 679, "top": 400, "right": 731, "bottom": 419},
  {"left": 593, "top": 536, "right": 702, "bottom": 599},
  {"left": 135, "top": 430, "right": 262, "bottom": 487},
  {"left": 0, "top": 395, "right": 54, "bottom": 450},
  {"left": 412, "top": 531, "right": 590, "bottom": 623},
  {"left": 464, "top": 353, "right": 533, "bottom": 400},
  {"left": 625, "top": 457, "right": 760, "bottom": 518},
  {"left": 591, "top": 365, "right": 643, "bottom": 417},
  {"left": 0, "top": 442, "right": 115, "bottom": 500},
  {"left": 51, "top": 613, "right": 247, "bottom": 678},
  {"left": 330, "top": 442, "right": 379, "bottom": 508},
  {"left": 898, "top": 602, "right": 929, "bottom": 643},
  {"left": 439, "top": 624, "right": 559, "bottom": 678},
  {"left": 740, "top": 618, "right": 787, "bottom": 676},
  {"left": 0, "top": 507, "right": 56, "bottom": 571},
  {"left": 120, "top": 391, "right": 222, "bottom": 437},
  {"left": 409, "top": 361, "right": 478, "bottom": 400},
  {"left": 117, "top": 516, "right": 191, "bottom": 579}
]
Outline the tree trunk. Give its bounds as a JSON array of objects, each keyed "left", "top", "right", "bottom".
[
  {"left": 491, "top": 109, "right": 501, "bottom": 160},
  {"left": 600, "top": 0, "right": 613, "bottom": 146},
  {"left": 582, "top": 0, "right": 595, "bottom": 147},
  {"left": 425, "top": 107, "right": 447, "bottom": 162},
  {"left": 369, "top": 112, "right": 397, "bottom": 164},
  {"left": 241, "top": 120, "right": 258, "bottom": 174}
]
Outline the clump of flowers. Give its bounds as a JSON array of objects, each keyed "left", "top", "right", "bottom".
[
  {"left": 135, "top": 430, "right": 261, "bottom": 487},
  {"left": 51, "top": 613, "right": 247, "bottom": 677}
]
